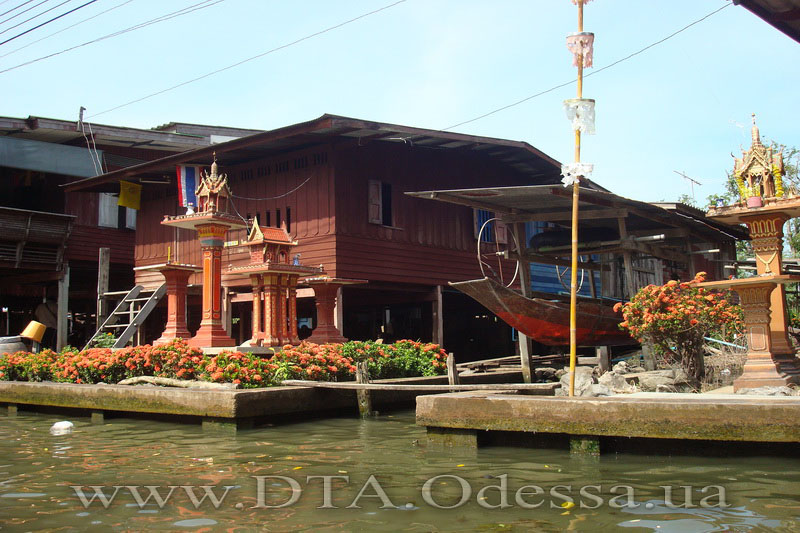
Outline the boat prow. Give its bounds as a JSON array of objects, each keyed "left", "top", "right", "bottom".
[{"left": 449, "top": 277, "right": 635, "bottom": 347}]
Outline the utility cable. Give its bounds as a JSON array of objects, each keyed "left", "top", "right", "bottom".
[
  {"left": 0, "top": 0, "right": 36, "bottom": 19},
  {"left": 0, "top": 0, "right": 134, "bottom": 58},
  {"left": 1, "top": 1, "right": 72, "bottom": 38},
  {"left": 0, "top": 0, "right": 96, "bottom": 47},
  {"left": 0, "top": 0, "right": 50, "bottom": 28},
  {"left": 232, "top": 176, "right": 313, "bottom": 201},
  {"left": 442, "top": 3, "right": 731, "bottom": 132},
  {"left": 0, "top": 0, "right": 223, "bottom": 71},
  {"left": 86, "top": 0, "right": 407, "bottom": 118}
]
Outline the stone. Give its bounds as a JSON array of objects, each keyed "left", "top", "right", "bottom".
[
  {"left": 637, "top": 373, "right": 676, "bottom": 392},
  {"left": 598, "top": 371, "right": 634, "bottom": 394},
  {"left": 612, "top": 360, "right": 630, "bottom": 374},
  {"left": 589, "top": 384, "right": 612, "bottom": 397},
  {"left": 535, "top": 367, "right": 558, "bottom": 382},
  {"left": 736, "top": 386, "right": 797, "bottom": 396},
  {"left": 556, "top": 367, "right": 596, "bottom": 396}
]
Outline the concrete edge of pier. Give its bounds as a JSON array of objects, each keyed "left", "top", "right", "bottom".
[
  {"left": 0, "top": 369, "right": 526, "bottom": 430},
  {"left": 416, "top": 391, "right": 800, "bottom": 452}
]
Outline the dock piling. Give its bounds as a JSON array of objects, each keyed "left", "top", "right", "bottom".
[{"left": 356, "top": 361, "right": 374, "bottom": 418}]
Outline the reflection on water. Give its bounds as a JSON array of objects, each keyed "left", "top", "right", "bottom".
[{"left": 0, "top": 410, "right": 798, "bottom": 531}]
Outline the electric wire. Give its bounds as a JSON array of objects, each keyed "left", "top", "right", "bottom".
[
  {"left": 86, "top": 0, "right": 407, "bottom": 118},
  {"left": 441, "top": 3, "right": 731, "bottom": 132},
  {"left": 0, "top": 0, "right": 223, "bottom": 72},
  {"left": 0, "top": 0, "right": 50, "bottom": 28},
  {"left": 0, "top": 0, "right": 97, "bottom": 47},
  {"left": 0, "top": 0, "right": 36, "bottom": 19},
  {"left": 232, "top": 176, "right": 313, "bottom": 201},
  {"left": 0, "top": 0, "right": 134, "bottom": 58}
]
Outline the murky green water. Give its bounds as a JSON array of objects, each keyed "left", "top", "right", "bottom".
[{"left": 0, "top": 409, "right": 798, "bottom": 532}]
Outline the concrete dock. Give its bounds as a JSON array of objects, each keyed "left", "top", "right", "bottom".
[
  {"left": 416, "top": 391, "right": 800, "bottom": 454},
  {"left": 0, "top": 369, "right": 524, "bottom": 431}
]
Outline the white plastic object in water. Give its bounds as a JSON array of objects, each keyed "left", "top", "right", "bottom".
[{"left": 49, "top": 421, "right": 74, "bottom": 435}]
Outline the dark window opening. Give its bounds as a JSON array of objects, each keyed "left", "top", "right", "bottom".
[
  {"left": 276, "top": 208, "right": 281, "bottom": 228},
  {"left": 286, "top": 206, "right": 291, "bottom": 233},
  {"left": 381, "top": 182, "right": 392, "bottom": 226},
  {"left": 265, "top": 210, "right": 271, "bottom": 227}
]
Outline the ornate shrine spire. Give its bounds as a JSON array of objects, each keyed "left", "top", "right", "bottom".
[
  {"left": 196, "top": 152, "right": 232, "bottom": 214},
  {"left": 733, "top": 114, "right": 785, "bottom": 201}
]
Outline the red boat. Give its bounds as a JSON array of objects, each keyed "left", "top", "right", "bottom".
[{"left": 449, "top": 277, "right": 636, "bottom": 347}]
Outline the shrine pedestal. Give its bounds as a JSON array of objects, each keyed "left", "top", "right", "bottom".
[
  {"left": 161, "top": 215, "right": 246, "bottom": 348},
  {"left": 134, "top": 263, "right": 201, "bottom": 345},
  {"left": 698, "top": 275, "right": 800, "bottom": 391},
  {"left": 305, "top": 277, "right": 366, "bottom": 345}
]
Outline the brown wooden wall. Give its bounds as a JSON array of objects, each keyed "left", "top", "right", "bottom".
[
  {"left": 333, "top": 142, "right": 538, "bottom": 286},
  {"left": 134, "top": 145, "right": 338, "bottom": 287}
]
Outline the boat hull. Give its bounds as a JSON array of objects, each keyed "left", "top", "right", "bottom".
[{"left": 450, "top": 278, "right": 636, "bottom": 347}]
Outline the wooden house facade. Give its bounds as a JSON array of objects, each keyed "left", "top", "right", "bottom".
[
  {"left": 0, "top": 116, "right": 261, "bottom": 347},
  {"left": 65, "top": 115, "right": 746, "bottom": 360}
]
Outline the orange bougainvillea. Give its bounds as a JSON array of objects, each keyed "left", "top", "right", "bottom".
[
  {"left": 614, "top": 272, "right": 744, "bottom": 380},
  {"left": 0, "top": 338, "right": 447, "bottom": 388}
]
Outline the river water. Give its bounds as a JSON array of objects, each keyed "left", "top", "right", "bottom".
[{"left": 0, "top": 409, "right": 798, "bottom": 532}]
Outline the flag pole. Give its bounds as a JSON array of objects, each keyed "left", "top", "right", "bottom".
[{"left": 568, "top": 0, "right": 585, "bottom": 397}]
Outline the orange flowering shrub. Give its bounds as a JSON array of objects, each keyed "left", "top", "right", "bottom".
[
  {"left": 613, "top": 272, "right": 743, "bottom": 379},
  {"left": 0, "top": 338, "right": 447, "bottom": 387}
]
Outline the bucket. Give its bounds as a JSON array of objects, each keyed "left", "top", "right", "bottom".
[{"left": 21, "top": 321, "right": 46, "bottom": 343}]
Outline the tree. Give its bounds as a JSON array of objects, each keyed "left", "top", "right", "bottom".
[{"left": 614, "top": 272, "right": 743, "bottom": 381}]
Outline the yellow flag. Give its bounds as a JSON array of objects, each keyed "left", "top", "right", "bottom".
[{"left": 118, "top": 180, "right": 142, "bottom": 210}]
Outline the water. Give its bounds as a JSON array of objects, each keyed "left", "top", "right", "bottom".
[{"left": 0, "top": 410, "right": 798, "bottom": 532}]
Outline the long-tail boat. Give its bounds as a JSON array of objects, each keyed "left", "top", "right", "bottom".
[{"left": 449, "top": 277, "right": 635, "bottom": 347}]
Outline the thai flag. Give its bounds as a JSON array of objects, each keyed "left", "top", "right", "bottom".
[{"left": 176, "top": 165, "right": 200, "bottom": 208}]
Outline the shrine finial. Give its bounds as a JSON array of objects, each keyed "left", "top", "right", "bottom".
[{"left": 751, "top": 113, "right": 762, "bottom": 147}]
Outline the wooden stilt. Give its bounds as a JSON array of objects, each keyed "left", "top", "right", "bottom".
[
  {"left": 447, "top": 352, "right": 460, "bottom": 387},
  {"left": 96, "top": 248, "right": 110, "bottom": 331},
  {"left": 57, "top": 264, "right": 69, "bottom": 351},
  {"left": 356, "top": 361, "right": 373, "bottom": 418}
]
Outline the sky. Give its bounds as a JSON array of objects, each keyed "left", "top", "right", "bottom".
[{"left": 2, "top": 0, "right": 799, "bottom": 204}]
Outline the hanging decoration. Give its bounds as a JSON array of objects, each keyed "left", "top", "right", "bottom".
[
  {"left": 563, "top": 98, "right": 596, "bottom": 135},
  {"left": 566, "top": 32, "right": 594, "bottom": 68},
  {"left": 561, "top": 162, "right": 593, "bottom": 187}
]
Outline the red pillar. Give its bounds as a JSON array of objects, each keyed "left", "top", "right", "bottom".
[
  {"left": 288, "top": 274, "right": 300, "bottom": 345},
  {"left": 189, "top": 223, "right": 236, "bottom": 348},
  {"left": 250, "top": 274, "right": 264, "bottom": 346},
  {"left": 278, "top": 274, "right": 290, "bottom": 345},
  {"left": 154, "top": 266, "right": 194, "bottom": 345},
  {"left": 263, "top": 274, "right": 280, "bottom": 347},
  {"left": 307, "top": 282, "right": 348, "bottom": 344}
]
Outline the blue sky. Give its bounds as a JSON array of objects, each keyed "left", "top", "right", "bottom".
[{"left": 2, "top": 0, "right": 799, "bottom": 204}]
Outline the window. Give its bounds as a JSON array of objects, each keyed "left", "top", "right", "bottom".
[
  {"left": 98, "top": 193, "right": 117, "bottom": 228},
  {"left": 368, "top": 180, "right": 392, "bottom": 226},
  {"left": 474, "top": 209, "right": 507, "bottom": 244},
  {"left": 98, "top": 192, "right": 136, "bottom": 229},
  {"left": 265, "top": 210, "right": 271, "bottom": 227},
  {"left": 286, "top": 206, "right": 291, "bottom": 233}
]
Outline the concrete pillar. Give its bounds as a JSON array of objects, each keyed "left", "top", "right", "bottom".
[
  {"left": 91, "top": 411, "right": 105, "bottom": 424},
  {"left": 570, "top": 435, "right": 600, "bottom": 455},
  {"left": 155, "top": 267, "right": 194, "bottom": 344},
  {"left": 189, "top": 226, "right": 236, "bottom": 348},
  {"left": 250, "top": 274, "right": 263, "bottom": 346},
  {"left": 307, "top": 282, "right": 348, "bottom": 344},
  {"left": 426, "top": 426, "right": 478, "bottom": 448}
]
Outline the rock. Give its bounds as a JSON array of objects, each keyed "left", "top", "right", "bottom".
[
  {"left": 535, "top": 367, "right": 558, "bottom": 382},
  {"left": 637, "top": 373, "right": 677, "bottom": 392},
  {"left": 557, "top": 366, "right": 596, "bottom": 396},
  {"left": 598, "top": 370, "right": 635, "bottom": 393},
  {"left": 736, "top": 386, "right": 797, "bottom": 396},
  {"left": 628, "top": 365, "right": 647, "bottom": 373},
  {"left": 612, "top": 361, "right": 630, "bottom": 374},
  {"left": 589, "top": 384, "right": 613, "bottom": 397},
  {"left": 555, "top": 368, "right": 567, "bottom": 379},
  {"left": 655, "top": 383, "right": 679, "bottom": 393}
]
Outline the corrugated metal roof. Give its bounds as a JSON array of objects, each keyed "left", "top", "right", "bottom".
[{"left": 64, "top": 114, "right": 590, "bottom": 194}]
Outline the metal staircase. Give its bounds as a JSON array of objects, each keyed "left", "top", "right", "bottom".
[{"left": 84, "top": 284, "right": 166, "bottom": 349}]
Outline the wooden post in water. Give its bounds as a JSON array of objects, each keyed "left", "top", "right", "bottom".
[
  {"left": 447, "top": 352, "right": 460, "bottom": 388},
  {"left": 356, "top": 361, "right": 373, "bottom": 418}
]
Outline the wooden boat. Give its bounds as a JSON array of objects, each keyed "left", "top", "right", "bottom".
[{"left": 449, "top": 277, "right": 636, "bottom": 347}]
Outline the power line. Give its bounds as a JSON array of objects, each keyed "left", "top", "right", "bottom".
[
  {"left": 0, "top": 0, "right": 97, "bottom": 47},
  {"left": 0, "top": 0, "right": 134, "bottom": 59},
  {"left": 0, "top": 0, "right": 50, "bottom": 27},
  {"left": 0, "top": 0, "right": 37, "bottom": 19},
  {"left": 0, "top": 0, "right": 224, "bottom": 72},
  {"left": 442, "top": 3, "right": 731, "bottom": 132},
  {"left": 88, "top": 0, "right": 407, "bottom": 118},
  {"left": 0, "top": 0, "right": 70, "bottom": 37}
]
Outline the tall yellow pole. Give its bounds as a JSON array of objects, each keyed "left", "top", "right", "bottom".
[{"left": 568, "top": 0, "right": 585, "bottom": 397}]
